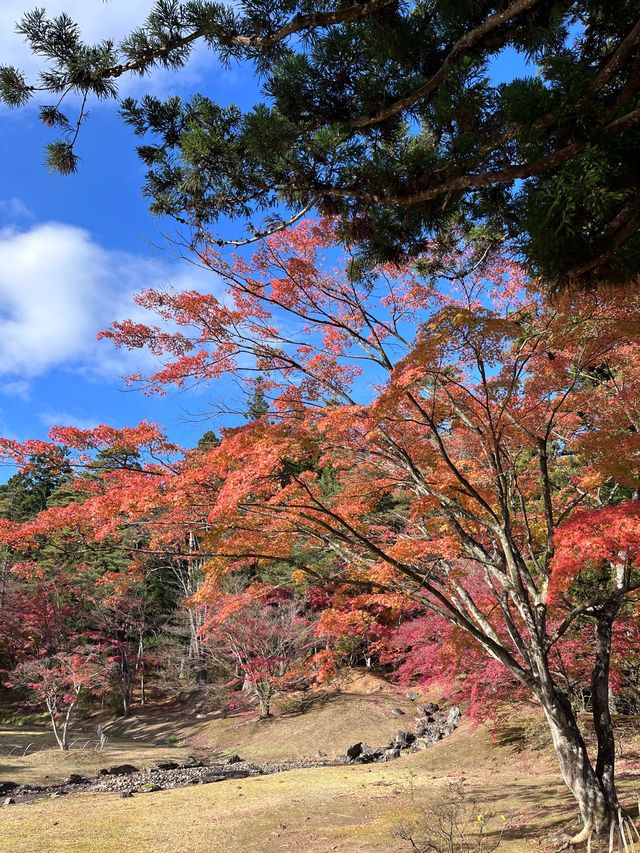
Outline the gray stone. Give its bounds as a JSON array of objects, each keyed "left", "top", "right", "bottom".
[
  {"left": 3, "top": 797, "right": 15, "bottom": 806},
  {"left": 446, "top": 706, "right": 461, "bottom": 728},
  {"left": 0, "top": 782, "right": 17, "bottom": 795},
  {"left": 155, "top": 761, "right": 180, "bottom": 771},
  {"left": 383, "top": 748, "right": 401, "bottom": 761},
  {"left": 346, "top": 742, "right": 363, "bottom": 761},
  {"left": 357, "top": 744, "right": 383, "bottom": 763},
  {"left": 139, "top": 782, "right": 163, "bottom": 793},
  {"left": 66, "top": 774, "right": 88, "bottom": 785},
  {"left": 120, "top": 790, "right": 134, "bottom": 798},
  {"left": 392, "top": 707, "right": 406, "bottom": 716},
  {"left": 99, "top": 764, "right": 139, "bottom": 777}
]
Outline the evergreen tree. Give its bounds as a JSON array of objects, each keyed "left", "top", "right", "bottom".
[
  {"left": 1, "top": 1, "right": 639, "bottom": 288},
  {"left": 246, "top": 375, "right": 269, "bottom": 421},
  {"left": 196, "top": 430, "right": 220, "bottom": 451},
  {"left": 0, "top": 451, "right": 72, "bottom": 521}
]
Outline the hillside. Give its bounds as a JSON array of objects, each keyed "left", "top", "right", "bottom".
[{"left": 2, "top": 674, "right": 639, "bottom": 852}]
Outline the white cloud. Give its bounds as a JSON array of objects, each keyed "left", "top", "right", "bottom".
[
  {"left": 1, "top": 379, "right": 31, "bottom": 399},
  {"left": 39, "top": 409, "right": 99, "bottom": 430},
  {"left": 0, "top": 197, "right": 33, "bottom": 222},
  {"left": 0, "top": 0, "right": 210, "bottom": 98},
  {"left": 0, "top": 220, "right": 222, "bottom": 382}
]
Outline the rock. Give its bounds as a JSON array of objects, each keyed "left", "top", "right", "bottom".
[
  {"left": 393, "top": 731, "right": 411, "bottom": 747},
  {"left": 406, "top": 689, "right": 418, "bottom": 701},
  {"left": 99, "top": 764, "right": 139, "bottom": 777},
  {"left": 66, "top": 774, "right": 89, "bottom": 785},
  {"left": 120, "top": 790, "right": 134, "bottom": 798},
  {"left": 155, "top": 761, "right": 180, "bottom": 771},
  {"left": 0, "top": 782, "right": 17, "bottom": 795},
  {"left": 200, "top": 775, "right": 226, "bottom": 784},
  {"left": 346, "top": 742, "right": 363, "bottom": 761},
  {"left": 411, "top": 737, "right": 434, "bottom": 751},
  {"left": 392, "top": 707, "right": 406, "bottom": 716},
  {"left": 3, "top": 797, "right": 16, "bottom": 806},
  {"left": 223, "top": 754, "right": 242, "bottom": 765},
  {"left": 139, "top": 782, "right": 163, "bottom": 793},
  {"left": 383, "top": 748, "right": 401, "bottom": 761},
  {"left": 185, "top": 756, "right": 205, "bottom": 767},
  {"left": 446, "top": 706, "right": 461, "bottom": 728},
  {"left": 357, "top": 745, "right": 383, "bottom": 764}
]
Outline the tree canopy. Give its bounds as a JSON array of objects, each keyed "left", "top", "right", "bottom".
[
  {"left": 2, "top": 226, "right": 640, "bottom": 838},
  {"left": 2, "top": 0, "right": 640, "bottom": 288}
]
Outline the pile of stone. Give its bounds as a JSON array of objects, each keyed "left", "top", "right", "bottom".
[
  {"left": 345, "top": 703, "right": 461, "bottom": 764},
  {"left": 1, "top": 703, "right": 462, "bottom": 804},
  {"left": 2, "top": 754, "right": 348, "bottom": 804}
]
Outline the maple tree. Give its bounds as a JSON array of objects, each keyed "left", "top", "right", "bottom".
[
  {"left": 9, "top": 650, "right": 104, "bottom": 751},
  {"left": 203, "top": 589, "right": 315, "bottom": 717},
  {"left": 1, "top": 224, "right": 640, "bottom": 839},
  {"left": 97, "top": 222, "right": 640, "bottom": 841}
]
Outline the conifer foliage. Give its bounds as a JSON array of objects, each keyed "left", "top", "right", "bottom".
[{"left": 2, "top": 1, "right": 640, "bottom": 286}]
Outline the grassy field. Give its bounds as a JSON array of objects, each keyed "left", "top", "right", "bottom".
[{"left": 1, "top": 674, "right": 639, "bottom": 852}]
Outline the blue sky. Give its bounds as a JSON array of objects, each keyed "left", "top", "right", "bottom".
[
  {"left": 0, "top": 0, "right": 265, "bottom": 459},
  {"left": 0, "top": 1, "right": 532, "bottom": 465}
]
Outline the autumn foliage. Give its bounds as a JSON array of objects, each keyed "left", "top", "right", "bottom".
[{"left": 1, "top": 224, "right": 639, "bottom": 833}]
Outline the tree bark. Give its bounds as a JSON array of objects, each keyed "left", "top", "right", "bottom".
[
  {"left": 591, "top": 603, "right": 621, "bottom": 812},
  {"left": 539, "top": 688, "right": 614, "bottom": 843}
]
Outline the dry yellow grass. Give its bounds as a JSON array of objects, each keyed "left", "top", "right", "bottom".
[
  {"left": 0, "top": 725, "right": 562, "bottom": 853},
  {"left": 1, "top": 676, "right": 639, "bottom": 853}
]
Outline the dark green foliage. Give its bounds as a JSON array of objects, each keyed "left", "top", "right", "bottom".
[
  {"left": 246, "top": 375, "right": 269, "bottom": 421},
  {"left": 196, "top": 430, "right": 221, "bottom": 451},
  {"left": 45, "top": 140, "right": 79, "bottom": 175},
  {"left": 3, "top": 0, "right": 640, "bottom": 286},
  {"left": 0, "top": 452, "right": 72, "bottom": 522}
]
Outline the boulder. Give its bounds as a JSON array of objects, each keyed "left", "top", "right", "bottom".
[
  {"left": 0, "top": 782, "right": 17, "bottom": 796},
  {"left": 120, "top": 790, "right": 134, "bottom": 799},
  {"left": 392, "top": 707, "right": 406, "bottom": 716},
  {"left": 393, "top": 731, "right": 414, "bottom": 748},
  {"left": 155, "top": 761, "right": 180, "bottom": 771},
  {"left": 223, "top": 754, "right": 242, "bottom": 765},
  {"left": 357, "top": 744, "right": 383, "bottom": 764},
  {"left": 346, "top": 742, "right": 363, "bottom": 761},
  {"left": 3, "top": 797, "right": 15, "bottom": 806},
  {"left": 66, "top": 774, "right": 89, "bottom": 786},
  {"left": 139, "top": 782, "right": 163, "bottom": 793},
  {"left": 99, "top": 764, "right": 139, "bottom": 777},
  {"left": 383, "top": 748, "right": 401, "bottom": 761},
  {"left": 446, "top": 706, "right": 461, "bottom": 729}
]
